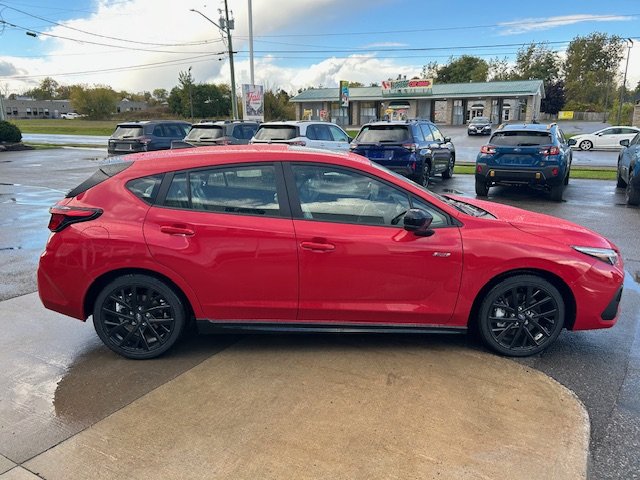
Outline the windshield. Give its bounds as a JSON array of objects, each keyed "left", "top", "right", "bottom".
[
  {"left": 356, "top": 125, "right": 411, "bottom": 143},
  {"left": 471, "top": 117, "right": 490, "bottom": 124},
  {"left": 253, "top": 125, "right": 298, "bottom": 141},
  {"left": 185, "top": 126, "right": 224, "bottom": 141},
  {"left": 490, "top": 131, "right": 552, "bottom": 146},
  {"left": 111, "top": 126, "right": 143, "bottom": 139}
]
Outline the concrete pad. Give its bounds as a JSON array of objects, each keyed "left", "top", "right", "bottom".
[
  {"left": 25, "top": 336, "right": 589, "bottom": 480},
  {"left": 0, "top": 293, "right": 236, "bottom": 463},
  {"left": 0, "top": 456, "right": 15, "bottom": 475},
  {"left": 0, "top": 467, "right": 41, "bottom": 480}
]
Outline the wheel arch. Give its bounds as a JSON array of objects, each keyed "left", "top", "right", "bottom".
[
  {"left": 83, "top": 268, "right": 196, "bottom": 323},
  {"left": 467, "top": 268, "right": 577, "bottom": 332}
]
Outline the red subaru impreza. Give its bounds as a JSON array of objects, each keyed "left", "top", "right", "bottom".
[{"left": 38, "top": 145, "right": 624, "bottom": 359}]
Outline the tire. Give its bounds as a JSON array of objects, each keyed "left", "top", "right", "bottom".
[
  {"left": 442, "top": 156, "right": 454, "bottom": 179},
  {"left": 564, "top": 167, "right": 570, "bottom": 185},
  {"left": 478, "top": 275, "right": 565, "bottom": 357},
  {"left": 475, "top": 178, "right": 489, "bottom": 197},
  {"left": 93, "top": 274, "right": 186, "bottom": 359},
  {"left": 416, "top": 161, "right": 431, "bottom": 188},
  {"left": 579, "top": 140, "right": 593, "bottom": 151},
  {"left": 616, "top": 168, "right": 627, "bottom": 188},
  {"left": 549, "top": 183, "right": 564, "bottom": 202},
  {"left": 626, "top": 175, "right": 640, "bottom": 206}
]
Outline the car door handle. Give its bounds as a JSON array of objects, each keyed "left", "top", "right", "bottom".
[
  {"left": 300, "top": 241, "right": 335, "bottom": 252},
  {"left": 160, "top": 225, "right": 195, "bottom": 236}
]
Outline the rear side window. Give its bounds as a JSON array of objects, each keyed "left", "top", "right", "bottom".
[
  {"left": 111, "top": 126, "right": 143, "bottom": 139},
  {"left": 66, "top": 162, "right": 132, "bottom": 198},
  {"left": 186, "top": 126, "right": 224, "bottom": 141},
  {"left": 356, "top": 125, "right": 411, "bottom": 143},
  {"left": 253, "top": 125, "right": 298, "bottom": 141},
  {"left": 490, "top": 131, "right": 553, "bottom": 146},
  {"left": 126, "top": 175, "right": 163, "bottom": 204}
]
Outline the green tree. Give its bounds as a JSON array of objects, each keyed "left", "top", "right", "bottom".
[
  {"left": 167, "top": 86, "right": 183, "bottom": 115},
  {"left": 564, "top": 33, "right": 624, "bottom": 110},
  {"left": 24, "top": 77, "right": 60, "bottom": 100},
  {"left": 264, "top": 89, "right": 294, "bottom": 120},
  {"left": 488, "top": 57, "right": 512, "bottom": 81},
  {"left": 435, "top": 56, "right": 488, "bottom": 84},
  {"left": 421, "top": 61, "right": 439, "bottom": 79},
  {"left": 70, "top": 85, "right": 118, "bottom": 119},
  {"left": 512, "top": 43, "right": 560, "bottom": 82},
  {"left": 152, "top": 88, "right": 169, "bottom": 104}
]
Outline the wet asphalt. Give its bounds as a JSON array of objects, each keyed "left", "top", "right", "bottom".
[{"left": 0, "top": 143, "right": 638, "bottom": 479}]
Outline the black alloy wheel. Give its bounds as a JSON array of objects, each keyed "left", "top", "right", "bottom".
[
  {"left": 442, "top": 156, "right": 454, "bottom": 179},
  {"left": 417, "top": 161, "right": 431, "bottom": 188},
  {"left": 93, "top": 274, "right": 186, "bottom": 359},
  {"left": 478, "top": 275, "right": 565, "bottom": 357}
]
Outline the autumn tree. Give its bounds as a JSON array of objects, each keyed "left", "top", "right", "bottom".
[{"left": 70, "top": 85, "right": 119, "bottom": 119}]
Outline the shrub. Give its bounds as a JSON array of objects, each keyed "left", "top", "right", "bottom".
[{"left": 0, "top": 121, "right": 22, "bottom": 143}]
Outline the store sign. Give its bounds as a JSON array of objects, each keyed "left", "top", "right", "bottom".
[
  {"left": 242, "top": 84, "right": 264, "bottom": 121},
  {"left": 382, "top": 78, "right": 433, "bottom": 96},
  {"left": 558, "top": 111, "right": 574, "bottom": 120}
]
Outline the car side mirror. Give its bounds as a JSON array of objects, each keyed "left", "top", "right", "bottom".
[
  {"left": 444, "top": 137, "right": 451, "bottom": 143},
  {"left": 620, "top": 139, "right": 630, "bottom": 147},
  {"left": 403, "top": 209, "right": 434, "bottom": 237},
  {"left": 567, "top": 138, "right": 577, "bottom": 146}
]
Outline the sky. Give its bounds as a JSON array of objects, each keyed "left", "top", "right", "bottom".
[{"left": 0, "top": 0, "right": 639, "bottom": 98}]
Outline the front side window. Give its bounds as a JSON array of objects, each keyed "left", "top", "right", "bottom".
[
  {"left": 328, "top": 125, "right": 349, "bottom": 142},
  {"left": 291, "top": 164, "right": 410, "bottom": 226},
  {"left": 164, "top": 165, "right": 281, "bottom": 217},
  {"left": 429, "top": 124, "right": 445, "bottom": 142}
]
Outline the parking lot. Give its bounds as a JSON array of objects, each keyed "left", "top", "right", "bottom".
[{"left": 1, "top": 145, "right": 639, "bottom": 479}]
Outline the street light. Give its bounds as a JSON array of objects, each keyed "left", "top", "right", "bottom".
[
  {"left": 617, "top": 38, "right": 634, "bottom": 125},
  {"left": 188, "top": 66, "right": 194, "bottom": 121},
  {"left": 191, "top": 2, "right": 238, "bottom": 119}
]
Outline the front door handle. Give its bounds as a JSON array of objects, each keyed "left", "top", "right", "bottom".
[
  {"left": 160, "top": 225, "right": 195, "bottom": 236},
  {"left": 300, "top": 241, "right": 335, "bottom": 252}
]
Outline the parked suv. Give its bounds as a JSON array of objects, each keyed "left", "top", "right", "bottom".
[
  {"left": 108, "top": 120, "right": 191, "bottom": 155},
  {"left": 350, "top": 119, "right": 455, "bottom": 187},
  {"left": 250, "top": 121, "right": 351, "bottom": 152},
  {"left": 616, "top": 133, "right": 640, "bottom": 205},
  {"left": 181, "top": 120, "right": 259, "bottom": 147},
  {"left": 475, "top": 123, "right": 572, "bottom": 201}
]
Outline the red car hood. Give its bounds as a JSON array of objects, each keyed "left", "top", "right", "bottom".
[{"left": 450, "top": 196, "right": 617, "bottom": 250}]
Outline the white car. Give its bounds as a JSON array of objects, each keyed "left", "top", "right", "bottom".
[
  {"left": 570, "top": 126, "right": 640, "bottom": 151},
  {"left": 60, "top": 112, "right": 82, "bottom": 119},
  {"left": 250, "top": 121, "right": 351, "bottom": 152}
]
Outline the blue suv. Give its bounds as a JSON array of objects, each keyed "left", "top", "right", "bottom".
[
  {"left": 350, "top": 120, "right": 455, "bottom": 187},
  {"left": 475, "top": 123, "right": 572, "bottom": 201},
  {"left": 617, "top": 132, "right": 640, "bottom": 205}
]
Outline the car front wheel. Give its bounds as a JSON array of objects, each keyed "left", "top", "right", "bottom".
[
  {"left": 93, "top": 274, "right": 186, "bottom": 359},
  {"left": 579, "top": 140, "right": 593, "bottom": 151},
  {"left": 442, "top": 156, "right": 454, "bottom": 179},
  {"left": 416, "top": 161, "right": 431, "bottom": 188},
  {"left": 478, "top": 275, "right": 565, "bottom": 357},
  {"left": 627, "top": 174, "right": 640, "bottom": 206}
]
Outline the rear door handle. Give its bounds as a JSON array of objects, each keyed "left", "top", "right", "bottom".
[
  {"left": 300, "top": 241, "right": 335, "bottom": 252},
  {"left": 160, "top": 225, "right": 195, "bottom": 236}
]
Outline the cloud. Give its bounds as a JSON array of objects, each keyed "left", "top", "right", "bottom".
[
  {"left": 0, "top": 60, "right": 21, "bottom": 76},
  {"left": 498, "top": 14, "right": 634, "bottom": 35}
]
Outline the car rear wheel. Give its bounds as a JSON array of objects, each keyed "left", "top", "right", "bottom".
[
  {"left": 478, "top": 275, "right": 565, "bottom": 357},
  {"left": 442, "top": 156, "right": 454, "bottom": 179},
  {"left": 549, "top": 184, "right": 564, "bottom": 202},
  {"left": 93, "top": 274, "right": 186, "bottom": 359},
  {"left": 617, "top": 168, "right": 627, "bottom": 188},
  {"left": 626, "top": 174, "right": 640, "bottom": 206},
  {"left": 475, "top": 178, "right": 489, "bottom": 197},
  {"left": 416, "top": 161, "right": 431, "bottom": 188},
  {"left": 579, "top": 140, "right": 593, "bottom": 151}
]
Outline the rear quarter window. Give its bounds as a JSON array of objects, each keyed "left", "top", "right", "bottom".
[
  {"left": 126, "top": 174, "right": 163, "bottom": 204},
  {"left": 490, "top": 131, "right": 552, "bottom": 146}
]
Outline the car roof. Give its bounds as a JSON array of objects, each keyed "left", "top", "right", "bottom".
[
  {"left": 258, "top": 121, "right": 336, "bottom": 126},
  {"left": 495, "top": 123, "right": 554, "bottom": 132},
  {"left": 116, "top": 120, "right": 191, "bottom": 126},
  {"left": 363, "top": 120, "right": 430, "bottom": 127},
  {"left": 191, "top": 120, "right": 259, "bottom": 126},
  {"left": 120, "top": 145, "right": 372, "bottom": 175}
]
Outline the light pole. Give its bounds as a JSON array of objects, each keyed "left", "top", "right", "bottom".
[
  {"left": 191, "top": 2, "right": 238, "bottom": 119},
  {"left": 248, "top": 0, "right": 254, "bottom": 85},
  {"left": 617, "top": 38, "right": 633, "bottom": 125},
  {"left": 188, "top": 66, "right": 194, "bottom": 121}
]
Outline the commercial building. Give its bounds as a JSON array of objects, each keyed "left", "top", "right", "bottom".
[
  {"left": 2, "top": 97, "right": 148, "bottom": 119},
  {"left": 290, "top": 79, "right": 545, "bottom": 127}
]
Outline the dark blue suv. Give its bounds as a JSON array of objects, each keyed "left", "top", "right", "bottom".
[
  {"left": 350, "top": 120, "right": 455, "bottom": 187},
  {"left": 617, "top": 132, "right": 640, "bottom": 205},
  {"left": 475, "top": 123, "right": 572, "bottom": 201}
]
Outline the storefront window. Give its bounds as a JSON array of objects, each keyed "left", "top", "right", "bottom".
[{"left": 360, "top": 102, "right": 377, "bottom": 124}]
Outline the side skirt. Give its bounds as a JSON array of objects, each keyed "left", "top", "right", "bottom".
[{"left": 197, "top": 320, "right": 467, "bottom": 336}]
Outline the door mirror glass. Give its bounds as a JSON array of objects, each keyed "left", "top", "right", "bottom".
[
  {"left": 568, "top": 138, "right": 577, "bottom": 146},
  {"left": 620, "top": 139, "right": 630, "bottom": 147},
  {"left": 403, "top": 208, "right": 434, "bottom": 236}
]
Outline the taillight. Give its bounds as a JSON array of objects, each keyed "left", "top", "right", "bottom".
[
  {"left": 289, "top": 140, "right": 306, "bottom": 146},
  {"left": 480, "top": 145, "right": 496, "bottom": 154},
  {"left": 48, "top": 206, "right": 103, "bottom": 232},
  {"left": 540, "top": 146, "right": 560, "bottom": 156},
  {"left": 402, "top": 143, "right": 417, "bottom": 153}
]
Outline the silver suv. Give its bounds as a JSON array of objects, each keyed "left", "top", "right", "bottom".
[{"left": 250, "top": 121, "right": 351, "bottom": 152}]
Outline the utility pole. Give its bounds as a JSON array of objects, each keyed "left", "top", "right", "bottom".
[
  {"left": 248, "top": 0, "right": 254, "bottom": 85},
  {"left": 617, "top": 38, "right": 633, "bottom": 125},
  {"left": 188, "top": 66, "right": 194, "bottom": 121}
]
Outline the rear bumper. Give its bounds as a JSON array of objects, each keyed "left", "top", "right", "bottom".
[{"left": 475, "top": 163, "right": 565, "bottom": 187}]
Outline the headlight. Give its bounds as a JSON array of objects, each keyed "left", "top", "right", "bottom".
[{"left": 572, "top": 246, "right": 618, "bottom": 265}]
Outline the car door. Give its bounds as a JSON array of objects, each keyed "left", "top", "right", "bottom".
[
  {"left": 327, "top": 124, "right": 351, "bottom": 152},
  {"left": 304, "top": 124, "right": 325, "bottom": 149},
  {"left": 286, "top": 162, "right": 463, "bottom": 325},
  {"left": 143, "top": 163, "right": 299, "bottom": 321},
  {"left": 596, "top": 128, "right": 620, "bottom": 148},
  {"left": 426, "top": 123, "right": 452, "bottom": 173}
]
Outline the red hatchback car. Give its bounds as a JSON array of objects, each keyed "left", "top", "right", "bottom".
[{"left": 38, "top": 145, "right": 624, "bottom": 359}]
